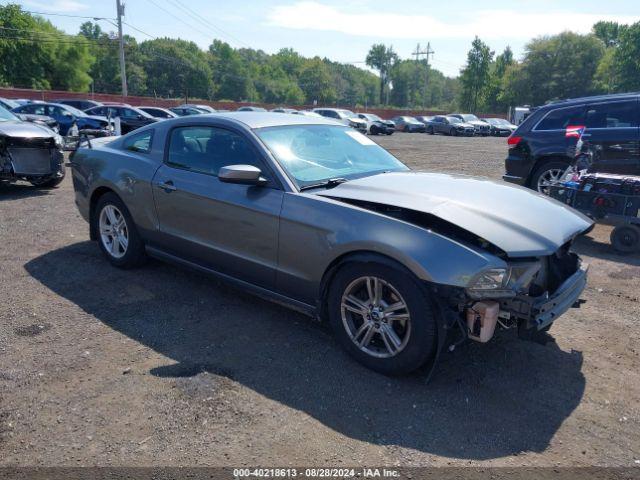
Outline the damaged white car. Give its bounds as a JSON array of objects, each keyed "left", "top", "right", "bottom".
[{"left": 0, "top": 105, "right": 65, "bottom": 188}]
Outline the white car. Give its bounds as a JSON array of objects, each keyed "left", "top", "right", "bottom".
[{"left": 313, "top": 108, "right": 368, "bottom": 133}]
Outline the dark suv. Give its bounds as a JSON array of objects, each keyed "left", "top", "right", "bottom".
[{"left": 504, "top": 93, "right": 640, "bottom": 192}]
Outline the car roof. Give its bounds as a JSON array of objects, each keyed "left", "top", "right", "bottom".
[
  {"left": 544, "top": 92, "right": 640, "bottom": 109},
  {"left": 163, "top": 112, "right": 342, "bottom": 129}
]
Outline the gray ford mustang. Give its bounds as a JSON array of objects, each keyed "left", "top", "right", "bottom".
[{"left": 70, "top": 113, "right": 592, "bottom": 376}]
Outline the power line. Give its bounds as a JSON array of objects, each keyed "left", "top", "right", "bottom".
[
  {"left": 3, "top": 6, "right": 116, "bottom": 21},
  {"left": 122, "top": 21, "right": 154, "bottom": 39},
  {"left": 164, "top": 0, "right": 250, "bottom": 48},
  {"left": 143, "top": 0, "right": 217, "bottom": 42}
]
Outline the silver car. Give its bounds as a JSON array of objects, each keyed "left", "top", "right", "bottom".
[{"left": 70, "top": 113, "right": 592, "bottom": 376}]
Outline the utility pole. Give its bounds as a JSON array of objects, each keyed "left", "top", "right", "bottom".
[
  {"left": 411, "top": 42, "right": 434, "bottom": 108},
  {"left": 116, "top": 0, "right": 127, "bottom": 97}
]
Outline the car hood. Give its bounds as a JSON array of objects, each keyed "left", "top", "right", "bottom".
[
  {"left": 315, "top": 171, "right": 593, "bottom": 257},
  {"left": 467, "top": 120, "right": 489, "bottom": 127},
  {"left": 16, "top": 113, "right": 56, "bottom": 123},
  {"left": 455, "top": 122, "right": 475, "bottom": 129},
  {"left": 0, "top": 120, "right": 55, "bottom": 138},
  {"left": 82, "top": 115, "right": 110, "bottom": 124}
]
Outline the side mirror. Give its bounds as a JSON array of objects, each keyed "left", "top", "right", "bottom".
[{"left": 218, "top": 165, "right": 267, "bottom": 186}]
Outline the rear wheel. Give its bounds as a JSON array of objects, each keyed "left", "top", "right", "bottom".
[
  {"left": 328, "top": 262, "right": 437, "bottom": 375},
  {"left": 530, "top": 160, "right": 570, "bottom": 195},
  {"left": 610, "top": 225, "right": 640, "bottom": 253},
  {"left": 94, "top": 193, "right": 147, "bottom": 268}
]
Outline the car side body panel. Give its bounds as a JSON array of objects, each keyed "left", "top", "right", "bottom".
[
  {"left": 276, "top": 192, "right": 504, "bottom": 305},
  {"left": 71, "top": 137, "right": 162, "bottom": 237}
]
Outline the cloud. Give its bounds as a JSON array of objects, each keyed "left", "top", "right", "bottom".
[
  {"left": 23, "top": 0, "right": 88, "bottom": 13},
  {"left": 267, "top": 1, "right": 639, "bottom": 40}
]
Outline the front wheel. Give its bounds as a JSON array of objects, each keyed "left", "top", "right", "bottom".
[
  {"left": 94, "top": 192, "right": 147, "bottom": 268},
  {"left": 449, "top": 128, "right": 457, "bottom": 136},
  {"left": 427, "top": 126, "right": 434, "bottom": 135},
  {"left": 328, "top": 262, "right": 438, "bottom": 375}
]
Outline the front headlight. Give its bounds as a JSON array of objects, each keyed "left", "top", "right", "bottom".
[{"left": 469, "top": 268, "right": 509, "bottom": 291}]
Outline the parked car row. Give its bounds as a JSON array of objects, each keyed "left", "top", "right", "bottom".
[{"left": 1, "top": 97, "right": 517, "bottom": 139}]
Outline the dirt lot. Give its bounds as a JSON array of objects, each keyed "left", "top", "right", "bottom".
[{"left": 0, "top": 133, "right": 639, "bottom": 467}]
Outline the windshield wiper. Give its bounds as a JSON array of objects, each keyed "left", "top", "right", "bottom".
[{"left": 299, "top": 177, "right": 349, "bottom": 191}]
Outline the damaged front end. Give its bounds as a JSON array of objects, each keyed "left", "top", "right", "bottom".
[
  {"left": 439, "top": 241, "right": 588, "bottom": 348},
  {"left": 0, "top": 133, "right": 65, "bottom": 185},
  {"left": 330, "top": 197, "right": 589, "bottom": 347}
]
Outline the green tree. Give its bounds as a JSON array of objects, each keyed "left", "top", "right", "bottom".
[
  {"left": 366, "top": 44, "right": 398, "bottom": 105},
  {"left": 140, "top": 38, "right": 213, "bottom": 99},
  {"left": 459, "top": 37, "right": 494, "bottom": 112},
  {"left": 208, "top": 40, "right": 253, "bottom": 101},
  {"left": 0, "top": 5, "right": 95, "bottom": 91},
  {"left": 299, "top": 57, "right": 336, "bottom": 104},
  {"left": 503, "top": 32, "right": 604, "bottom": 105},
  {"left": 612, "top": 22, "right": 640, "bottom": 91},
  {"left": 593, "top": 21, "right": 627, "bottom": 47},
  {"left": 484, "top": 46, "right": 515, "bottom": 112}
]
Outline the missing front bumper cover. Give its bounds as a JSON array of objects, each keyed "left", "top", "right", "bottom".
[{"left": 500, "top": 263, "right": 589, "bottom": 331}]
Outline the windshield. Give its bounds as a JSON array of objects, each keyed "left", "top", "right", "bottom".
[
  {"left": 462, "top": 114, "right": 480, "bottom": 122},
  {"left": 256, "top": 125, "right": 408, "bottom": 188},
  {"left": 363, "top": 114, "right": 381, "bottom": 121},
  {"left": 0, "top": 105, "right": 19, "bottom": 122},
  {"left": 447, "top": 117, "right": 462, "bottom": 124}
]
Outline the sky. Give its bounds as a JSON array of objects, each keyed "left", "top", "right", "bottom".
[{"left": 8, "top": 0, "right": 640, "bottom": 77}]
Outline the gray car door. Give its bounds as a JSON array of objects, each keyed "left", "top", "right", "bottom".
[{"left": 151, "top": 125, "right": 284, "bottom": 289}]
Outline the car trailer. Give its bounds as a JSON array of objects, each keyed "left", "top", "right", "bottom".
[{"left": 549, "top": 184, "right": 640, "bottom": 253}]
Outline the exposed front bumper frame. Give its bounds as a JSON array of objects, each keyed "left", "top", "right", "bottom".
[{"left": 500, "top": 263, "right": 589, "bottom": 330}]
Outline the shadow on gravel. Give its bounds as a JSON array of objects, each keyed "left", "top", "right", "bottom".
[
  {"left": 574, "top": 234, "right": 640, "bottom": 266},
  {"left": 0, "top": 182, "right": 52, "bottom": 200},
  {"left": 26, "top": 241, "right": 586, "bottom": 460}
]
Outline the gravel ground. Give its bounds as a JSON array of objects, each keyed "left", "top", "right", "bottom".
[{"left": 0, "top": 133, "right": 639, "bottom": 467}]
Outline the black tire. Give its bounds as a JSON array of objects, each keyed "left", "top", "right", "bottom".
[
  {"left": 327, "top": 261, "right": 438, "bottom": 376},
  {"left": 30, "top": 170, "right": 65, "bottom": 189},
  {"left": 93, "top": 192, "right": 147, "bottom": 268},
  {"left": 529, "top": 160, "right": 570, "bottom": 193},
  {"left": 427, "top": 126, "right": 434, "bottom": 135},
  {"left": 449, "top": 128, "right": 457, "bottom": 136},
  {"left": 404, "top": 125, "right": 409, "bottom": 133},
  {"left": 610, "top": 225, "right": 640, "bottom": 253}
]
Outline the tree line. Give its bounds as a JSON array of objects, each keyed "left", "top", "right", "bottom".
[
  {"left": 456, "top": 21, "right": 640, "bottom": 112},
  {"left": 2, "top": 4, "right": 640, "bottom": 112}
]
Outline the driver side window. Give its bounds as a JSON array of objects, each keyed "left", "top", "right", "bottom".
[{"left": 167, "top": 126, "right": 266, "bottom": 178}]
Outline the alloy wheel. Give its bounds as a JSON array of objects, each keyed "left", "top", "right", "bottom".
[
  {"left": 99, "top": 205, "right": 129, "bottom": 259},
  {"left": 340, "top": 276, "right": 411, "bottom": 358},
  {"left": 537, "top": 168, "right": 566, "bottom": 194}
]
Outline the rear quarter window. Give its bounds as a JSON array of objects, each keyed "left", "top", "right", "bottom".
[
  {"left": 122, "top": 129, "right": 153, "bottom": 153},
  {"left": 534, "top": 105, "right": 585, "bottom": 131}
]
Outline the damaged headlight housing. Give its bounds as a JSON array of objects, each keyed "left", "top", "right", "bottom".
[
  {"left": 467, "top": 268, "right": 514, "bottom": 299},
  {"left": 467, "top": 261, "right": 542, "bottom": 299},
  {"left": 470, "top": 268, "right": 509, "bottom": 290}
]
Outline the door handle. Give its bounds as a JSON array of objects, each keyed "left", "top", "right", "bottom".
[
  {"left": 581, "top": 133, "right": 591, "bottom": 138},
  {"left": 157, "top": 180, "right": 176, "bottom": 192}
]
